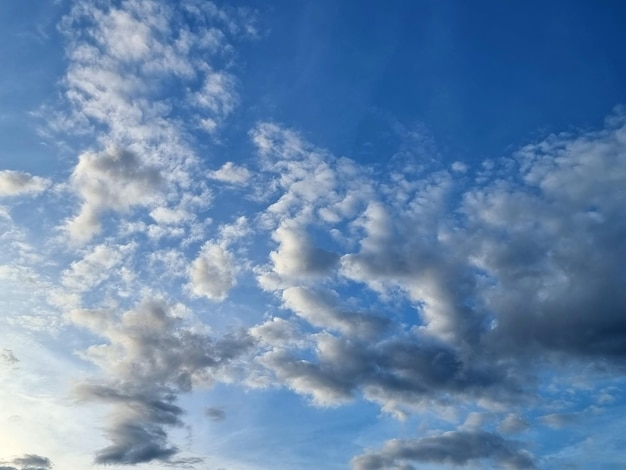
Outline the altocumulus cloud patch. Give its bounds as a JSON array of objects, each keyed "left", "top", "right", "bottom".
[{"left": 1, "top": 1, "right": 626, "bottom": 469}]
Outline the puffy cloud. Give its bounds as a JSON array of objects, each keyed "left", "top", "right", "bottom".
[
  {"left": 149, "top": 207, "right": 193, "bottom": 225},
  {"left": 250, "top": 317, "right": 304, "bottom": 348},
  {"left": 269, "top": 226, "right": 339, "bottom": 280},
  {"left": 282, "top": 287, "right": 388, "bottom": 338},
  {"left": 351, "top": 431, "right": 535, "bottom": 470},
  {"left": 71, "top": 299, "right": 254, "bottom": 464},
  {"left": 207, "top": 162, "right": 252, "bottom": 185},
  {"left": 65, "top": 148, "right": 163, "bottom": 242},
  {"left": 189, "top": 242, "right": 236, "bottom": 301},
  {"left": 0, "top": 171, "right": 49, "bottom": 197}
]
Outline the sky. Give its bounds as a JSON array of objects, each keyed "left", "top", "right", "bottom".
[{"left": 1, "top": 1, "right": 626, "bottom": 469}]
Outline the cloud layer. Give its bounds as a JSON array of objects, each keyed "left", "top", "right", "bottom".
[{"left": 1, "top": 0, "right": 625, "bottom": 468}]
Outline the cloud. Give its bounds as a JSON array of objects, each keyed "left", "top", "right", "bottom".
[
  {"left": 0, "top": 171, "right": 49, "bottom": 197},
  {"left": 245, "top": 115, "right": 626, "bottom": 440},
  {"left": 49, "top": 0, "right": 257, "bottom": 248},
  {"left": 207, "top": 162, "right": 252, "bottom": 185},
  {"left": 149, "top": 207, "right": 194, "bottom": 225},
  {"left": 538, "top": 412, "right": 582, "bottom": 429},
  {"left": 0, "top": 455, "right": 52, "bottom": 470},
  {"left": 268, "top": 226, "right": 339, "bottom": 280},
  {"left": 61, "top": 242, "right": 134, "bottom": 293},
  {"left": 351, "top": 430, "right": 535, "bottom": 470},
  {"left": 0, "top": 349, "right": 19, "bottom": 367},
  {"left": 71, "top": 299, "right": 254, "bottom": 464},
  {"left": 189, "top": 242, "right": 237, "bottom": 301},
  {"left": 257, "top": 329, "right": 517, "bottom": 412},
  {"left": 65, "top": 148, "right": 163, "bottom": 242},
  {"left": 204, "top": 407, "right": 226, "bottom": 422},
  {"left": 281, "top": 287, "right": 388, "bottom": 338},
  {"left": 498, "top": 414, "right": 530, "bottom": 434}
]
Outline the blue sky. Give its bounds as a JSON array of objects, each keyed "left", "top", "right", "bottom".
[{"left": 1, "top": 1, "right": 626, "bottom": 469}]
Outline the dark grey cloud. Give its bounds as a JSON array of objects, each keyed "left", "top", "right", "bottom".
[
  {"left": 0, "top": 454, "right": 53, "bottom": 470},
  {"left": 351, "top": 430, "right": 535, "bottom": 470},
  {"left": 71, "top": 299, "right": 254, "bottom": 465},
  {"left": 259, "top": 330, "right": 521, "bottom": 410}
]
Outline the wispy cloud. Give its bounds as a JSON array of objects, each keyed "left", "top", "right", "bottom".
[{"left": 0, "top": 171, "right": 49, "bottom": 197}]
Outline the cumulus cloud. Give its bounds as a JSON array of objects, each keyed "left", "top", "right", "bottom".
[
  {"left": 0, "top": 171, "right": 49, "bottom": 197},
  {"left": 244, "top": 115, "right": 626, "bottom": 463},
  {"left": 351, "top": 431, "right": 535, "bottom": 470},
  {"left": 71, "top": 299, "right": 253, "bottom": 464},
  {"left": 65, "top": 148, "right": 163, "bottom": 242},
  {"left": 10, "top": 0, "right": 626, "bottom": 464},
  {"left": 269, "top": 226, "right": 339, "bottom": 280},
  {"left": 189, "top": 242, "right": 236, "bottom": 301},
  {"left": 282, "top": 287, "right": 388, "bottom": 338},
  {"left": 207, "top": 162, "right": 252, "bottom": 185}
]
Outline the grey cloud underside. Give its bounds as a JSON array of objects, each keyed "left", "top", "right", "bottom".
[
  {"left": 72, "top": 300, "right": 254, "bottom": 464},
  {"left": 248, "top": 117, "right": 626, "bottom": 463},
  {"left": 0, "top": 455, "right": 53, "bottom": 470},
  {"left": 351, "top": 430, "right": 536, "bottom": 470}
]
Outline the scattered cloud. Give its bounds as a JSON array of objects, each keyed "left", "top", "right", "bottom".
[
  {"left": 0, "top": 171, "right": 49, "bottom": 197},
  {"left": 3, "top": 0, "right": 626, "bottom": 468},
  {"left": 351, "top": 430, "right": 536, "bottom": 469},
  {"left": 189, "top": 242, "right": 237, "bottom": 301},
  {"left": 64, "top": 148, "right": 163, "bottom": 242},
  {"left": 208, "top": 162, "right": 252, "bottom": 185}
]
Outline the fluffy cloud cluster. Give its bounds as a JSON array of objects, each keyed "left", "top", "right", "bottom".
[
  {"left": 244, "top": 116, "right": 626, "bottom": 466},
  {"left": 3, "top": 0, "right": 625, "bottom": 467},
  {"left": 71, "top": 299, "right": 253, "bottom": 464},
  {"left": 65, "top": 148, "right": 163, "bottom": 242}
]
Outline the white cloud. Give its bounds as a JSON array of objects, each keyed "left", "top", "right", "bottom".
[
  {"left": 61, "top": 243, "right": 134, "bottom": 293},
  {"left": 189, "top": 242, "right": 236, "bottom": 301},
  {"left": 149, "top": 206, "right": 193, "bottom": 225},
  {"left": 0, "top": 170, "right": 49, "bottom": 197},
  {"left": 207, "top": 162, "right": 252, "bottom": 185},
  {"left": 64, "top": 147, "right": 163, "bottom": 242}
]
